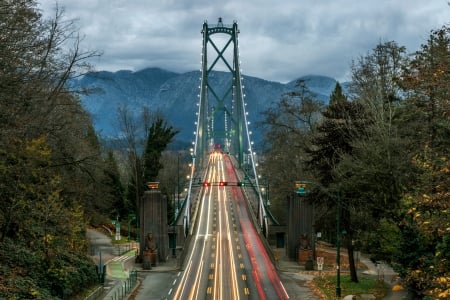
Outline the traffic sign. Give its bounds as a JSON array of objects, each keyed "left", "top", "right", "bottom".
[
  {"left": 317, "top": 256, "right": 324, "bottom": 270},
  {"left": 295, "top": 181, "right": 308, "bottom": 195}
]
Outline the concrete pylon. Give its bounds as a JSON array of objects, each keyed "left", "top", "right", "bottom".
[{"left": 139, "top": 190, "right": 168, "bottom": 264}]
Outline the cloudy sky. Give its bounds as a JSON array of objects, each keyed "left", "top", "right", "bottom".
[{"left": 38, "top": 0, "right": 449, "bottom": 83}]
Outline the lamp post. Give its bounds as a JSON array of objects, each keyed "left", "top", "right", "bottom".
[
  {"left": 177, "top": 152, "right": 180, "bottom": 214},
  {"left": 336, "top": 191, "right": 341, "bottom": 298},
  {"left": 262, "top": 182, "right": 270, "bottom": 207},
  {"left": 127, "top": 214, "right": 136, "bottom": 242},
  {"left": 296, "top": 180, "right": 342, "bottom": 298}
]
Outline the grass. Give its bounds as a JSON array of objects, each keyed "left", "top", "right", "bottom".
[
  {"left": 313, "top": 274, "right": 386, "bottom": 299},
  {"left": 111, "top": 235, "right": 136, "bottom": 244},
  {"left": 72, "top": 284, "right": 102, "bottom": 300}
]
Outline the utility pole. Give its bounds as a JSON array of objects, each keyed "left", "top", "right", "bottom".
[{"left": 336, "top": 191, "right": 341, "bottom": 297}]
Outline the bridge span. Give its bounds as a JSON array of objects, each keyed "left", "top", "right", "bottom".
[
  {"left": 173, "top": 152, "right": 288, "bottom": 300},
  {"left": 134, "top": 18, "right": 290, "bottom": 300}
]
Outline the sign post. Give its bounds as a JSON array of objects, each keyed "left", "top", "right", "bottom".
[{"left": 317, "top": 256, "right": 324, "bottom": 276}]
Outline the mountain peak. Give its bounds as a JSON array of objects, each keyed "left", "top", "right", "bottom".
[{"left": 74, "top": 68, "right": 337, "bottom": 143}]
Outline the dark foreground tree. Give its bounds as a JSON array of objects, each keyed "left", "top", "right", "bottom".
[
  {"left": 308, "top": 83, "right": 367, "bottom": 283},
  {"left": 0, "top": 1, "right": 108, "bottom": 298},
  {"left": 143, "top": 117, "right": 179, "bottom": 182},
  {"left": 394, "top": 25, "right": 450, "bottom": 299},
  {"left": 259, "top": 80, "right": 325, "bottom": 223}
]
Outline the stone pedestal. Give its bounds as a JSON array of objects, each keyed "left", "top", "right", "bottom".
[
  {"left": 142, "top": 253, "right": 152, "bottom": 270},
  {"left": 298, "top": 249, "right": 313, "bottom": 265},
  {"left": 142, "top": 251, "right": 158, "bottom": 270}
]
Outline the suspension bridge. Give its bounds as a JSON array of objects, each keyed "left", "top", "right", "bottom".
[
  {"left": 165, "top": 18, "right": 290, "bottom": 300},
  {"left": 182, "top": 17, "right": 276, "bottom": 239}
]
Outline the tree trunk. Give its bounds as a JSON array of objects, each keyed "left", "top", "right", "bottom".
[{"left": 346, "top": 236, "right": 359, "bottom": 282}]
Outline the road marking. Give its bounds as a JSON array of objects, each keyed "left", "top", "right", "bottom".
[{"left": 112, "top": 255, "right": 131, "bottom": 262}]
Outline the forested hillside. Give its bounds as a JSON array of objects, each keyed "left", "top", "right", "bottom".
[
  {"left": 0, "top": 2, "right": 119, "bottom": 298},
  {"left": 73, "top": 69, "right": 338, "bottom": 143},
  {"left": 260, "top": 31, "right": 450, "bottom": 298},
  {"left": 1, "top": 1, "right": 448, "bottom": 299}
]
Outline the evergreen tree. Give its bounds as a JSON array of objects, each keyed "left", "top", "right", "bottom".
[
  {"left": 329, "top": 82, "right": 347, "bottom": 105},
  {"left": 394, "top": 25, "right": 450, "bottom": 299},
  {"left": 0, "top": 2, "right": 103, "bottom": 298},
  {"left": 259, "top": 80, "right": 325, "bottom": 223},
  {"left": 336, "top": 41, "right": 413, "bottom": 262},
  {"left": 307, "top": 86, "right": 367, "bottom": 282},
  {"left": 142, "top": 117, "right": 179, "bottom": 183}
]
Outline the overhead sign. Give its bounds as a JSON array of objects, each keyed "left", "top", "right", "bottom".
[
  {"left": 146, "top": 182, "right": 160, "bottom": 189},
  {"left": 295, "top": 181, "right": 308, "bottom": 195}
]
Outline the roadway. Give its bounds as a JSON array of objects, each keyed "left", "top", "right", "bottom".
[{"left": 172, "top": 152, "right": 289, "bottom": 300}]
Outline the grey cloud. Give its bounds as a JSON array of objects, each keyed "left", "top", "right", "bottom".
[{"left": 39, "top": 0, "right": 449, "bottom": 83}]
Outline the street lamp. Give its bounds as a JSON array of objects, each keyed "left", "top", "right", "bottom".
[
  {"left": 296, "top": 180, "right": 342, "bottom": 298},
  {"left": 259, "top": 178, "right": 270, "bottom": 208},
  {"left": 336, "top": 191, "right": 342, "bottom": 297},
  {"left": 127, "top": 214, "right": 136, "bottom": 242},
  {"left": 177, "top": 152, "right": 181, "bottom": 214}
]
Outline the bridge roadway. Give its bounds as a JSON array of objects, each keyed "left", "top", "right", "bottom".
[{"left": 172, "top": 152, "right": 289, "bottom": 300}]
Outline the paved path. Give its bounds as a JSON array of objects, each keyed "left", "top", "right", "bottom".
[
  {"left": 358, "top": 256, "right": 409, "bottom": 300},
  {"left": 87, "top": 228, "right": 410, "bottom": 299}
]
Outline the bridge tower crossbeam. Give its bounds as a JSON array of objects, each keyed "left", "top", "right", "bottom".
[
  {"left": 196, "top": 18, "right": 245, "bottom": 167},
  {"left": 185, "top": 18, "right": 270, "bottom": 237}
]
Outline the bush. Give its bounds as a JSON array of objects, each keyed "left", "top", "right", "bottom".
[{"left": 0, "top": 238, "right": 98, "bottom": 299}]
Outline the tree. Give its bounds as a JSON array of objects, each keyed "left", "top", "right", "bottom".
[
  {"left": 330, "top": 82, "right": 347, "bottom": 105},
  {"left": 307, "top": 83, "right": 367, "bottom": 282},
  {"left": 102, "top": 150, "right": 126, "bottom": 222},
  {"left": 143, "top": 117, "right": 179, "bottom": 182},
  {"left": 116, "top": 105, "right": 145, "bottom": 215},
  {"left": 0, "top": 1, "right": 104, "bottom": 298},
  {"left": 259, "top": 80, "right": 325, "bottom": 223},
  {"left": 394, "top": 25, "right": 450, "bottom": 299},
  {"left": 157, "top": 151, "right": 191, "bottom": 222},
  {"left": 329, "top": 41, "right": 416, "bottom": 262}
]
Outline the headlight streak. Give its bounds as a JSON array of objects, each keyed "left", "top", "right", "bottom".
[
  {"left": 174, "top": 152, "right": 288, "bottom": 299},
  {"left": 173, "top": 155, "right": 215, "bottom": 299},
  {"left": 220, "top": 156, "right": 240, "bottom": 300}
]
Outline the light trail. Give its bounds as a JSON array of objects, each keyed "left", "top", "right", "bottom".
[{"left": 173, "top": 152, "right": 289, "bottom": 299}]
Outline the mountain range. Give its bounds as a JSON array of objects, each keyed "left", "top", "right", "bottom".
[{"left": 73, "top": 67, "right": 342, "bottom": 146}]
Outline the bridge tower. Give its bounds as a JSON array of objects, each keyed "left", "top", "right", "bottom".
[
  {"left": 186, "top": 18, "right": 270, "bottom": 238},
  {"left": 195, "top": 18, "right": 245, "bottom": 167}
]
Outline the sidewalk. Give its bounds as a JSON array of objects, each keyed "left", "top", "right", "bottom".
[
  {"left": 102, "top": 248, "right": 181, "bottom": 300},
  {"left": 358, "top": 256, "right": 409, "bottom": 300},
  {"left": 273, "top": 244, "right": 409, "bottom": 300},
  {"left": 89, "top": 228, "right": 408, "bottom": 300}
]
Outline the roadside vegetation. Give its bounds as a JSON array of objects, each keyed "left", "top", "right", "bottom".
[
  {"left": 314, "top": 275, "right": 385, "bottom": 300},
  {"left": 1, "top": 0, "right": 448, "bottom": 299},
  {"left": 260, "top": 23, "right": 449, "bottom": 300},
  {"left": 0, "top": 1, "right": 178, "bottom": 298}
]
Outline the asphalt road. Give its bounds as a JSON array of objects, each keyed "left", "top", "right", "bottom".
[{"left": 167, "top": 153, "right": 289, "bottom": 300}]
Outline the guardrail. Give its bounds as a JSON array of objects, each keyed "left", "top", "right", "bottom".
[
  {"left": 84, "top": 286, "right": 103, "bottom": 300},
  {"left": 112, "top": 243, "right": 136, "bottom": 256},
  {"left": 106, "top": 269, "right": 138, "bottom": 300}
]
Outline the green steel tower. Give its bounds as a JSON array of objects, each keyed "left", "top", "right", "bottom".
[{"left": 196, "top": 18, "right": 245, "bottom": 167}]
